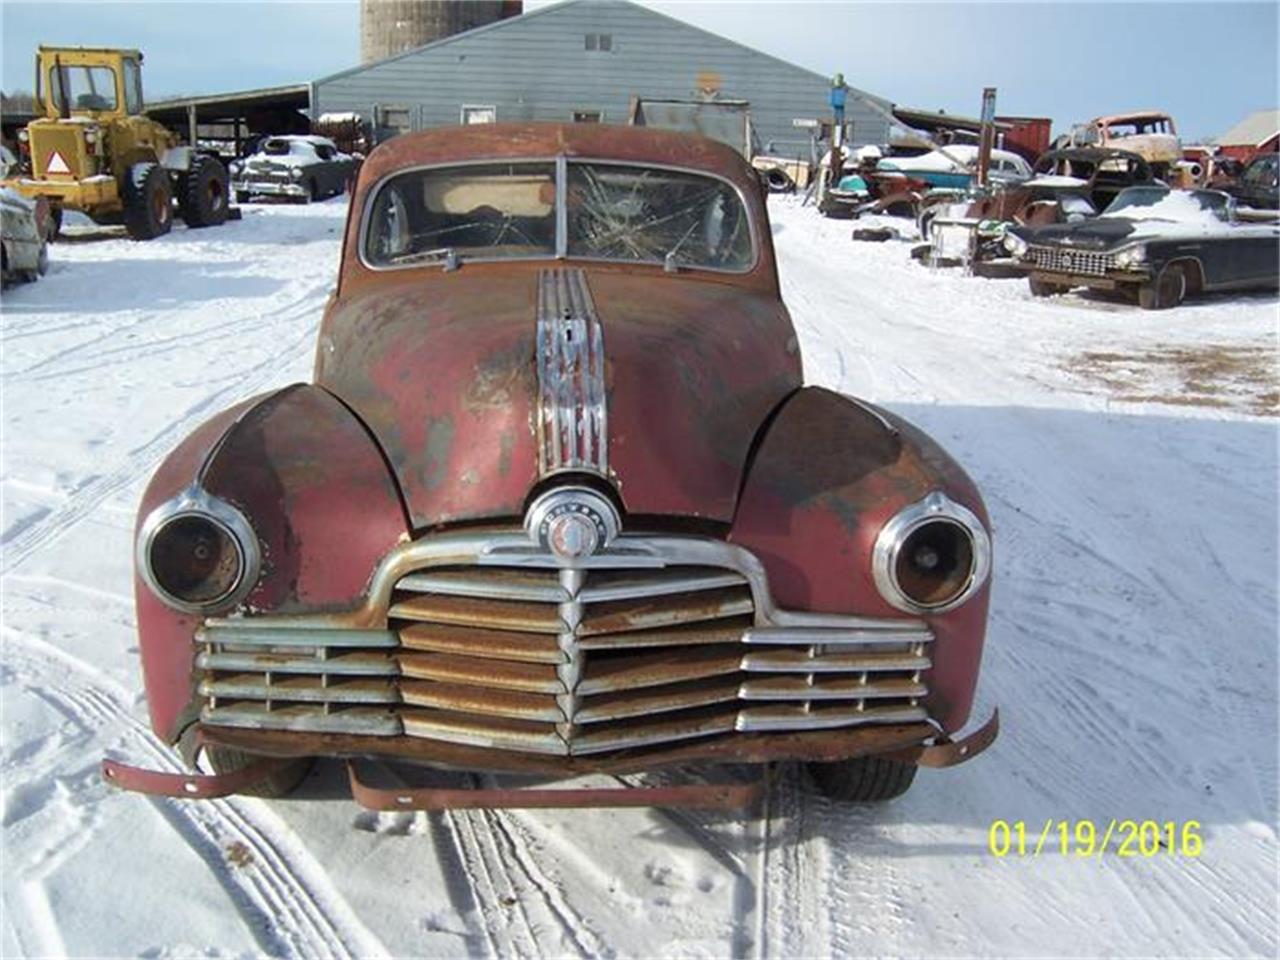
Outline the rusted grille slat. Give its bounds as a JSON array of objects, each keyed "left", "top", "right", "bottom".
[
  {"left": 578, "top": 586, "right": 754, "bottom": 636},
  {"left": 740, "top": 649, "right": 931, "bottom": 673},
  {"left": 399, "top": 623, "right": 566, "bottom": 664},
  {"left": 736, "top": 702, "right": 929, "bottom": 732},
  {"left": 389, "top": 594, "right": 566, "bottom": 633},
  {"left": 196, "top": 626, "right": 398, "bottom": 649},
  {"left": 575, "top": 678, "right": 742, "bottom": 723},
  {"left": 197, "top": 650, "right": 399, "bottom": 676},
  {"left": 397, "top": 568, "right": 569, "bottom": 603},
  {"left": 577, "top": 647, "right": 742, "bottom": 695},
  {"left": 402, "top": 708, "right": 567, "bottom": 754},
  {"left": 571, "top": 705, "right": 739, "bottom": 755},
  {"left": 398, "top": 652, "right": 565, "bottom": 694},
  {"left": 200, "top": 674, "right": 400, "bottom": 704},
  {"left": 400, "top": 680, "right": 564, "bottom": 723},
  {"left": 738, "top": 675, "right": 927, "bottom": 701},
  {"left": 577, "top": 619, "right": 749, "bottom": 650},
  {"left": 202, "top": 703, "right": 402, "bottom": 736},
  {"left": 579, "top": 568, "right": 748, "bottom": 603}
]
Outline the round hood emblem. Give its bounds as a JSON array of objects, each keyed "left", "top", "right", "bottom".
[{"left": 525, "top": 487, "right": 621, "bottom": 564}]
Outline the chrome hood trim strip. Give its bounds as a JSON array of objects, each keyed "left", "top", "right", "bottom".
[{"left": 536, "top": 268, "right": 607, "bottom": 477}]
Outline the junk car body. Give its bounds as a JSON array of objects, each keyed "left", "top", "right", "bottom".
[
  {"left": 1006, "top": 185, "right": 1280, "bottom": 308},
  {"left": 1062, "top": 112, "right": 1181, "bottom": 177},
  {"left": 922, "top": 149, "right": 1156, "bottom": 269},
  {"left": 1229, "top": 153, "right": 1279, "bottom": 210},
  {"left": 1, "top": 147, "right": 52, "bottom": 285},
  {"left": 115, "top": 124, "right": 997, "bottom": 808},
  {"left": 231, "top": 135, "right": 356, "bottom": 203}
]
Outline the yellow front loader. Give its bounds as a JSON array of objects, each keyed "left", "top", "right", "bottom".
[{"left": 4, "top": 46, "right": 231, "bottom": 240}]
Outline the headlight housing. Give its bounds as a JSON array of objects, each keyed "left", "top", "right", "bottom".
[
  {"left": 137, "top": 487, "right": 260, "bottom": 614},
  {"left": 1113, "top": 243, "right": 1147, "bottom": 268},
  {"left": 872, "top": 492, "right": 991, "bottom": 614},
  {"left": 1002, "top": 231, "right": 1029, "bottom": 257},
  {"left": 289, "top": 167, "right": 304, "bottom": 181}
]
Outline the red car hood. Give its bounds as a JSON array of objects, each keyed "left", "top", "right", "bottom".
[{"left": 316, "top": 267, "right": 801, "bottom": 529}]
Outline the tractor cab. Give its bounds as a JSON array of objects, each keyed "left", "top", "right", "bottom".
[{"left": 38, "top": 46, "right": 145, "bottom": 120}]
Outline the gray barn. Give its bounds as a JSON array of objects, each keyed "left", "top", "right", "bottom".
[{"left": 312, "top": 0, "right": 890, "bottom": 154}]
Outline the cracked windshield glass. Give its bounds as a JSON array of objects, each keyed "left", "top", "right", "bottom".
[{"left": 364, "top": 161, "right": 753, "bottom": 270}]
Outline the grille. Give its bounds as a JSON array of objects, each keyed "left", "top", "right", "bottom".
[
  {"left": 1027, "top": 244, "right": 1117, "bottom": 278},
  {"left": 199, "top": 535, "right": 934, "bottom": 756}
]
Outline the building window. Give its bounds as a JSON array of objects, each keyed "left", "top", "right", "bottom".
[
  {"left": 378, "top": 104, "right": 412, "bottom": 136},
  {"left": 585, "top": 33, "right": 612, "bottom": 52},
  {"left": 461, "top": 105, "right": 496, "bottom": 125},
  {"left": 572, "top": 110, "right": 603, "bottom": 123}
]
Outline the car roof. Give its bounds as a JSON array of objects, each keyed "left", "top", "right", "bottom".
[{"left": 358, "top": 123, "right": 758, "bottom": 194}]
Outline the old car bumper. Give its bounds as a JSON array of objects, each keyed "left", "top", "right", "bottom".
[
  {"left": 236, "top": 179, "right": 308, "bottom": 198},
  {"left": 1027, "top": 267, "right": 1151, "bottom": 290},
  {"left": 101, "top": 711, "right": 998, "bottom": 807}
]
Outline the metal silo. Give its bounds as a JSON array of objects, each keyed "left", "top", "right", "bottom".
[{"left": 360, "top": 1, "right": 523, "bottom": 63}]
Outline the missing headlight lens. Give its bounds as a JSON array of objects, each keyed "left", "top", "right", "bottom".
[
  {"left": 894, "top": 519, "right": 975, "bottom": 608},
  {"left": 138, "top": 488, "right": 259, "bottom": 613},
  {"left": 150, "top": 515, "right": 243, "bottom": 605},
  {"left": 873, "top": 492, "right": 991, "bottom": 614}
]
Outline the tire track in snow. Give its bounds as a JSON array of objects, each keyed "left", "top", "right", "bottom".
[
  {"left": 1, "top": 630, "right": 388, "bottom": 959},
  {"left": 0, "top": 290, "right": 324, "bottom": 576}
]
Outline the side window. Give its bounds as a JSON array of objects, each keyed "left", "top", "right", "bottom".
[
  {"left": 123, "top": 59, "right": 143, "bottom": 115},
  {"left": 572, "top": 110, "right": 602, "bottom": 123},
  {"left": 315, "top": 144, "right": 335, "bottom": 160}
]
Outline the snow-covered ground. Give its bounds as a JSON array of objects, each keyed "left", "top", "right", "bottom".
[{"left": 1, "top": 196, "right": 1276, "bottom": 957}]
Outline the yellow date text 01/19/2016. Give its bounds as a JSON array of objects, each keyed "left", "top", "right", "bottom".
[{"left": 988, "top": 820, "right": 1204, "bottom": 858}]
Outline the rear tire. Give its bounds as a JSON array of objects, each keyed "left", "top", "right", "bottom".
[
  {"left": 1029, "top": 276, "right": 1069, "bottom": 297},
  {"left": 806, "top": 755, "right": 917, "bottom": 802},
  {"left": 179, "top": 155, "right": 230, "bottom": 227},
  {"left": 1138, "top": 263, "right": 1186, "bottom": 310},
  {"left": 204, "top": 746, "right": 313, "bottom": 798},
  {"left": 123, "top": 163, "right": 173, "bottom": 240}
]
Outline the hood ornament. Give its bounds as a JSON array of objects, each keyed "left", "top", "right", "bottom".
[{"left": 525, "top": 487, "right": 621, "bottom": 564}]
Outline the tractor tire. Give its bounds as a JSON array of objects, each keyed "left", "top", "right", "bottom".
[
  {"left": 179, "top": 155, "right": 230, "bottom": 227},
  {"left": 1138, "top": 263, "right": 1186, "bottom": 310},
  {"left": 1029, "top": 276, "right": 1070, "bottom": 298},
  {"left": 204, "top": 745, "right": 313, "bottom": 799},
  {"left": 123, "top": 163, "right": 173, "bottom": 240},
  {"left": 806, "top": 755, "right": 917, "bottom": 803}
]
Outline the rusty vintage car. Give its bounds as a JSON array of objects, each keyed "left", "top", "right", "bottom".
[{"left": 104, "top": 124, "right": 997, "bottom": 810}]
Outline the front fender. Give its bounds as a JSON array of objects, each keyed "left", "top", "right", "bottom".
[
  {"left": 134, "top": 384, "right": 409, "bottom": 741},
  {"left": 728, "top": 387, "right": 991, "bottom": 732}
]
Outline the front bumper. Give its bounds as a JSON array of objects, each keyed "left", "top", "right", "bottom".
[
  {"left": 102, "top": 711, "right": 998, "bottom": 807},
  {"left": 235, "top": 178, "right": 307, "bottom": 198},
  {"left": 1026, "top": 267, "right": 1151, "bottom": 290}
]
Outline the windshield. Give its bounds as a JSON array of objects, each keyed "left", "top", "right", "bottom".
[
  {"left": 567, "top": 164, "right": 752, "bottom": 269},
  {"left": 1104, "top": 187, "right": 1230, "bottom": 223},
  {"left": 363, "top": 161, "right": 754, "bottom": 271},
  {"left": 49, "top": 64, "right": 118, "bottom": 112},
  {"left": 366, "top": 162, "right": 557, "bottom": 266}
]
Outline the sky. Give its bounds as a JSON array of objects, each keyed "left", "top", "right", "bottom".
[{"left": 2, "top": 0, "right": 1276, "bottom": 141}]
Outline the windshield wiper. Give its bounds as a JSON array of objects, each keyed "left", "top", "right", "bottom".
[{"left": 388, "top": 246, "right": 459, "bottom": 270}]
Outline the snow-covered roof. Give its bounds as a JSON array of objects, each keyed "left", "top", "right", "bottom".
[{"left": 1217, "top": 109, "right": 1280, "bottom": 148}]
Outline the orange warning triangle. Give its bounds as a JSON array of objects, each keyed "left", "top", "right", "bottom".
[{"left": 46, "top": 151, "right": 71, "bottom": 175}]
